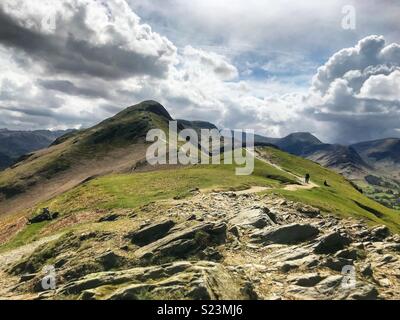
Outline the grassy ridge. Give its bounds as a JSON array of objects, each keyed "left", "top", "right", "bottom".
[
  {"left": 2, "top": 147, "right": 399, "bottom": 252},
  {"left": 36, "top": 157, "right": 296, "bottom": 214},
  {"left": 263, "top": 147, "right": 400, "bottom": 232}
]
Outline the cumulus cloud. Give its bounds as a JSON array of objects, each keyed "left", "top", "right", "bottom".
[
  {"left": 0, "top": 0, "right": 177, "bottom": 80},
  {"left": 307, "top": 35, "right": 400, "bottom": 143},
  {"left": 358, "top": 70, "right": 400, "bottom": 101},
  {"left": 0, "top": 1, "right": 399, "bottom": 145},
  {"left": 182, "top": 46, "right": 238, "bottom": 81}
]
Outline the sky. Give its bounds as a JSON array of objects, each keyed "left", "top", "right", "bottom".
[{"left": 0, "top": 0, "right": 399, "bottom": 144}]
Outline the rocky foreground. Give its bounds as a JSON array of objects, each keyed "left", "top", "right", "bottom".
[{"left": 1, "top": 190, "right": 400, "bottom": 300}]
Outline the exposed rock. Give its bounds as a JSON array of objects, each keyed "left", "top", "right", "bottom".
[
  {"left": 231, "top": 208, "right": 275, "bottom": 229},
  {"left": 370, "top": 225, "right": 391, "bottom": 241},
  {"left": 334, "top": 248, "right": 358, "bottom": 260},
  {"left": 297, "top": 205, "right": 321, "bottom": 217},
  {"left": 98, "top": 250, "right": 125, "bottom": 270},
  {"left": 348, "top": 284, "right": 378, "bottom": 300},
  {"left": 98, "top": 214, "right": 122, "bottom": 223},
  {"left": 279, "top": 255, "right": 320, "bottom": 272},
  {"left": 377, "top": 254, "right": 397, "bottom": 266},
  {"left": 58, "top": 261, "right": 253, "bottom": 300},
  {"left": 251, "top": 223, "right": 319, "bottom": 245},
  {"left": 316, "top": 275, "right": 343, "bottom": 294},
  {"left": 126, "top": 220, "right": 175, "bottom": 246},
  {"left": 228, "top": 226, "right": 240, "bottom": 238},
  {"left": 19, "top": 274, "right": 37, "bottom": 283},
  {"left": 322, "top": 257, "right": 353, "bottom": 272},
  {"left": 287, "top": 273, "right": 325, "bottom": 287},
  {"left": 134, "top": 222, "right": 227, "bottom": 261},
  {"left": 28, "top": 208, "right": 59, "bottom": 224},
  {"left": 314, "top": 232, "right": 351, "bottom": 254},
  {"left": 360, "top": 263, "right": 374, "bottom": 277}
]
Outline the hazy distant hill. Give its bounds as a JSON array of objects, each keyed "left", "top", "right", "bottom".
[
  {"left": 0, "top": 129, "right": 72, "bottom": 170},
  {"left": 250, "top": 132, "right": 400, "bottom": 209}
]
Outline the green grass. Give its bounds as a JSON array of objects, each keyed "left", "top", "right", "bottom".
[
  {"left": 37, "top": 157, "right": 295, "bottom": 214},
  {"left": 0, "top": 221, "right": 50, "bottom": 252},
  {"left": 262, "top": 147, "right": 400, "bottom": 232},
  {"left": 2, "top": 146, "right": 400, "bottom": 252}
]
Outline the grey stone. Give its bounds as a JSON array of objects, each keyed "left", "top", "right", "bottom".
[
  {"left": 98, "top": 214, "right": 121, "bottom": 222},
  {"left": 314, "top": 232, "right": 351, "bottom": 254},
  {"left": 134, "top": 222, "right": 227, "bottom": 260},
  {"left": 231, "top": 208, "right": 275, "bottom": 229},
  {"left": 360, "top": 263, "right": 374, "bottom": 277},
  {"left": 370, "top": 225, "right": 391, "bottom": 241},
  {"left": 334, "top": 248, "right": 358, "bottom": 260},
  {"left": 287, "top": 273, "right": 325, "bottom": 287},
  {"left": 316, "top": 275, "right": 343, "bottom": 294},
  {"left": 126, "top": 220, "right": 175, "bottom": 246},
  {"left": 348, "top": 284, "right": 378, "bottom": 300},
  {"left": 251, "top": 223, "right": 319, "bottom": 245}
]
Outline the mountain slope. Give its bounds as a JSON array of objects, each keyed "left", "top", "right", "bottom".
[
  {"left": 275, "top": 132, "right": 323, "bottom": 155},
  {"left": 352, "top": 138, "right": 400, "bottom": 178},
  {"left": 0, "top": 103, "right": 399, "bottom": 300},
  {"left": 0, "top": 101, "right": 173, "bottom": 216},
  {"left": 0, "top": 129, "right": 70, "bottom": 170}
]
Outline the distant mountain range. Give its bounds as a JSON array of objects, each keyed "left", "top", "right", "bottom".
[
  {"left": 0, "top": 129, "right": 72, "bottom": 170},
  {"left": 1, "top": 106, "right": 399, "bottom": 209},
  {"left": 250, "top": 132, "right": 400, "bottom": 209}
]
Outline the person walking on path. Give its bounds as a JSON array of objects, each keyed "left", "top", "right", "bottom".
[{"left": 305, "top": 173, "right": 310, "bottom": 184}]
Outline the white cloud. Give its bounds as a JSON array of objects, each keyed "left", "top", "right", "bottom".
[
  {"left": 307, "top": 35, "right": 400, "bottom": 143},
  {"left": 358, "top": 70, "right": 400, "bottom": 101},
  {"left": 0, "top": 1, "right": 399, "bottom": 145}
]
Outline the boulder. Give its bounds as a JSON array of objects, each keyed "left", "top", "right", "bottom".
[
  {"left": 322, "top": 257, "right": 354, "bottom": 272},
  {"left": 279, "top": 255, "right": 320, "bottom": 272},
  {"left": 360, "top": 263, "right": 374, "bottom": 278},
  {"left": 370, "top": 225, "right": 391, "bottom": 241},
  {"left": 134, "top": 222, "right": 227, "bottom": 261},
  {"left": 287, "top": 273, "right": 325, "bottom": 287},
  {"left": 348, "top": 284, "right": 378, "bottom": 300},
  {"left": 126, "top": 220, "right": 175, "bottom": 246},
  {"left": 315, "top": 275, "right": 343, "bottom": 294},
  {"left": 314, "top": 232, "right": 351, "bottom": 254},
  {"left": 251, "top": 223, "right": 319, "bottom": 245},
  {"left": 297, "top": 205, "right": 321, "bottom": 218},
  {"left": 334, "top": 248, "right": 358, "bottom": 260},
  {"left": 231, "top": 208, "right": 276, "bottom": 229},
  {"left": 98, "top": 214, "right": 122, "bottom": 223},
  {"left": 28, "top": 208, "right": 59, "bottom": 224}
]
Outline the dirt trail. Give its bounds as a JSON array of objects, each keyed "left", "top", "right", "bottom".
[
  {"left": 247, "top": 148, "right": 319, "bottom": 191},
  {"left": 0, "top": 234, "right": 62, "bottom": 270}
]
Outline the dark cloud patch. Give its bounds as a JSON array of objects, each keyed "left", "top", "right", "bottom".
[
  {"left": 37, "top": 79, "right": 110, "bottom": 99},
  {"left": 0, "top": 7, "right": 173, "bottom": 80}
]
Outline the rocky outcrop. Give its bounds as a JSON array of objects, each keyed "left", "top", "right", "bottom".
[
  {"left": 3, "top": 191, "right": 400, "bottom": 301},
  {"left": 251, "top": 223, "right": 319, "bottom": 244},
  {"left": 126, "top": 220, "right": 175, "bottom": 246},
  {"left": 134, "top": 221, "right": 227, "bottom": 262},
  {"left": 57, "top": 261, "right": 255, "bottom": 300},
  {"left": 28, "top": 208, "right": 59, "bottom": 224},
  {"left": 314, "top": 232, "right": 351, "bottom": 254},
  {"left": 230, "top": 207, "right": 276, "bottom": 229}
]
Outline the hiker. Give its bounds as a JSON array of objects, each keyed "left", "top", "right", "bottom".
[
  {"left": 324, "top": 180, "right": 330, "bottom": 187},
  {"left": 305, "top": 173, "right": 310, "bottom": 184}
]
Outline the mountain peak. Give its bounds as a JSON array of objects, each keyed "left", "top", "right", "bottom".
[
  {"left": 282, "top": 132, "right": 323, "bottom": 144},
  {"left": 124, "top": 100, "right": 173, "bottom": 121}
]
